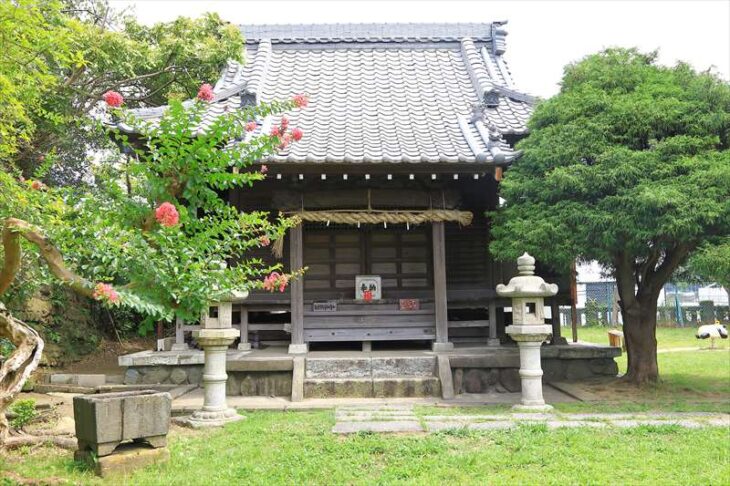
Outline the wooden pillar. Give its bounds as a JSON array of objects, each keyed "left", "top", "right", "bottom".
[
  {"left": 288, "top": 224, "right": 307, "bottom": 354},
  {"left": 432, "top": 222, "right": 453, "bottom": 351},
  {"left": 237, "top": 307, "right": 251, "bottom": 351},
  {"left": 487, "top": 300, "right": 499, "bottom": 346}
]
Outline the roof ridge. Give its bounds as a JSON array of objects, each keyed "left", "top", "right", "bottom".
[{"left": 239, "top": 22, "right": 507, "bottom": 45}]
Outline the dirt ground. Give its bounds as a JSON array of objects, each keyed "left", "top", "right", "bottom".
[{"left": 55, "top": 338, "right": 152, "bottom": 376}]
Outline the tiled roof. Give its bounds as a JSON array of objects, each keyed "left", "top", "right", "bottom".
[{"left": 113, "top": 23, "right": 535, "bottom": 165}]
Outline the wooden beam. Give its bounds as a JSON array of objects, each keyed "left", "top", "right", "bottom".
[
  {"left": 432, "top": 221, "right": 453, "bottom": 351},
  {"left": 487, "top": 300, "right": 499, "bottom": 346},
  {"left": 494, "top": 167, "right": 503, "bottom": 181},
  {"left": 289, "top": 224, "right": 306, "bottom": 353}
]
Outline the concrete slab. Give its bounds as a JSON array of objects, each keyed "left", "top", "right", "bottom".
[
  {"left": 437, "top": 355, "right": 454, "bottom": 400},
  {"left": 335, "top": 412, "right": 417, "bottom": 422},
  {"left": 75, "top": 444, "right": 170, "bottom": 477},
  {"left": 425, "top": 421, "right": 474, "bottom": 432},
  {"left": 74, "top": 374, "right": 106, "bottom": 387},
  {"left": 421, "top": 415, "right": 508, "bottom": 422},
  {"left": 510, "top": 413, "right": 554, "bottom": 421},
  {"left": 332, "top": 421, "right": 423, "bottom": 434},
  {"left": 609, "top": 419, "right": 694, "bottom": 428},
  {"left": 49, "top": 374, "right": 74, "bottom": 385},
  {"left": 291, "top": 356, "right": 304, "bottom": 402},
  {"left": 468, "top": 421, "right": 515, "bottom": 431},
  {"left": 546, "top": 420, "right": 607, "bottom": 429}
]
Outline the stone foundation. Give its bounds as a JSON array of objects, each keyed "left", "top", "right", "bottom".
[
  {"left": 119, "top": 344, "right": 620, "bottom": 398},
  {"left": 451, "top": 353, "right": 619, "bottom": 394},
  {"left": 226, "top": 371, "right": 292, "bottom": 396},
  {"left": 124, "top": 365, "right": 203, "bottom": 386},
  {"left": 124, "top": 366, "right": 292, "bottom": 397}
]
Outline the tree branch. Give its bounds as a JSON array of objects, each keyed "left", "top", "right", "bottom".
[
  {"left": 0, "top": 217, "right": 101, "bottom": 444},
  {"left": 649, "top": 242, "right": 694, "bottom": 293},
  {"left": 0, "top": 218, "right": 95, "bottom": 299}
]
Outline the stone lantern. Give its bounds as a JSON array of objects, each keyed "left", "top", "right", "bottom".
[
  {"left": 496, "top": 253, "right": 558, "bottom": 412},
  {"left": 182, "top": 290, "right": 248, "bottom": 428}
]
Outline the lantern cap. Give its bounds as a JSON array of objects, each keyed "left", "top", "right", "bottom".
[{"left": 496, "top": 252, "right": 558, "bottom": 298}]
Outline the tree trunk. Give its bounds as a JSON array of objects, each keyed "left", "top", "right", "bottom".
[
  {"left": 621, "top": 297, "right": 659, "bottom": 385},
  {"left": 0, "top": 305, "right": 44, "bottom": 445},
  {"left": 1, "top": 217, "right": 94, "bottom": 446}
]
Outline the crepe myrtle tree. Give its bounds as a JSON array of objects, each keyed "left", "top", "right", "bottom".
[
  {"left": 490, "top": 49, "right": 730, "bottom": 385},
  {"left": 0, "top": 87, "right": 309, "bottom": 444}
]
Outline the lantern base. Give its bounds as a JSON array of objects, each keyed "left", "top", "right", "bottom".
[
  {"left": 176, "top": 408, "right": 244, "bottom": 429},
  {"left": 512, "top": 403, "right": 554, "bottom": 413}
]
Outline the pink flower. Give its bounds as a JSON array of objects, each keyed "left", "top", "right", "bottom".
[
  {"left": 259, "top": 235, "right": 271, "bottom": 246},
  {"left": 103, "top": 91, "right": 124, "bottom": 107},
  {"left": 262, "top": 272, "right": 280, "bottom": 292},
  {"left": 278, "top": 274, "right": 289, "bottom": 293},
  {"left": 262, "top": 272, "right": 289, "bottom": 293},
  {"left": 291, "top": 127, "right": 304, "bottom": 141},
  {"left": 155, "top": 202, "right": 180, "bottom": 227},
  {"left": 30, "top": 180, "right": 43, "bottom": 190},
  {"left": 93, "top": 283, "right": 119, "bottom": 304},
  {"left": 197, "top": 83, "right": 214, "bottom": 102},
  {"left": 293, "top": 94, "right": 309, "bottom": 108},
  {"left": 270, "top": 125, "right": 281, "bottom": 137},
  {"left": 260, "top": 164, "right": 268, "bottom": 174},
  {"left": 246, "top": 121, "right": 257, "bottom": 132},
  {"left": 280, "top": 116, "right": 289, "bottom": 130}
]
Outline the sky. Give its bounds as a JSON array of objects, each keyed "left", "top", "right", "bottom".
[{"left": 109, "top": 0, "right": 730, "bottom": 98}]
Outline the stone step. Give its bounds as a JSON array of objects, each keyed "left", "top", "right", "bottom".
[
  {"left": 304, "top": 376, "right": 441, "bottom": 398},
  {"left": 305, "top": 356, "right": 437, "bottom": 379}
]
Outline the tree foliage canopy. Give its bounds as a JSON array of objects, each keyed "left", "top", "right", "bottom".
[
  {"left": 490, "top": 48, "right": 729, "bottom": 383},
  {"left": 2, "top": 94, "right": 304, "bottom": 327},
  {"left": 491, "top": 49, "right": 730, "bottom": 277},
  {"left": 684, "top": 239, "right": 730, "bottom": 292},
  {"left": 0, "top": 0, "right": 244, "bottom": 184}
]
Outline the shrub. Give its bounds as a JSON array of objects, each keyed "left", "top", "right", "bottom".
[{"left": 9, "top": 399, "right": 37, "bottom": 429}]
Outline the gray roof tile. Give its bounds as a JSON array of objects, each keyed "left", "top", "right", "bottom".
[{"left": 112, "top": 22, "right": 535, "bottom": 165}]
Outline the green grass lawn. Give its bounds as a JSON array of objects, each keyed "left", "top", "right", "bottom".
[
  {"left": 561, "top": 325, "right": 730, "bottom": 412},
  {"left": 2, "top": 411, "right": 729, "bottom": 485},
  {"left": 575, "top": 325, "right": 709, "bottom": 349},
  {"left": 2, "top": 326, "right": 727, "bottom": 484}
]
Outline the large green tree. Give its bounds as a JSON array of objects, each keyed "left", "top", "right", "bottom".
[
  {"left": 491, "top": 49, "right": 730, "bottom": 384},
  {"left": 1, "top": 0, "right": 244, "bottom": 184},
  {"left": 684, "top": 239, "right": 730, "bottom": 302}
]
